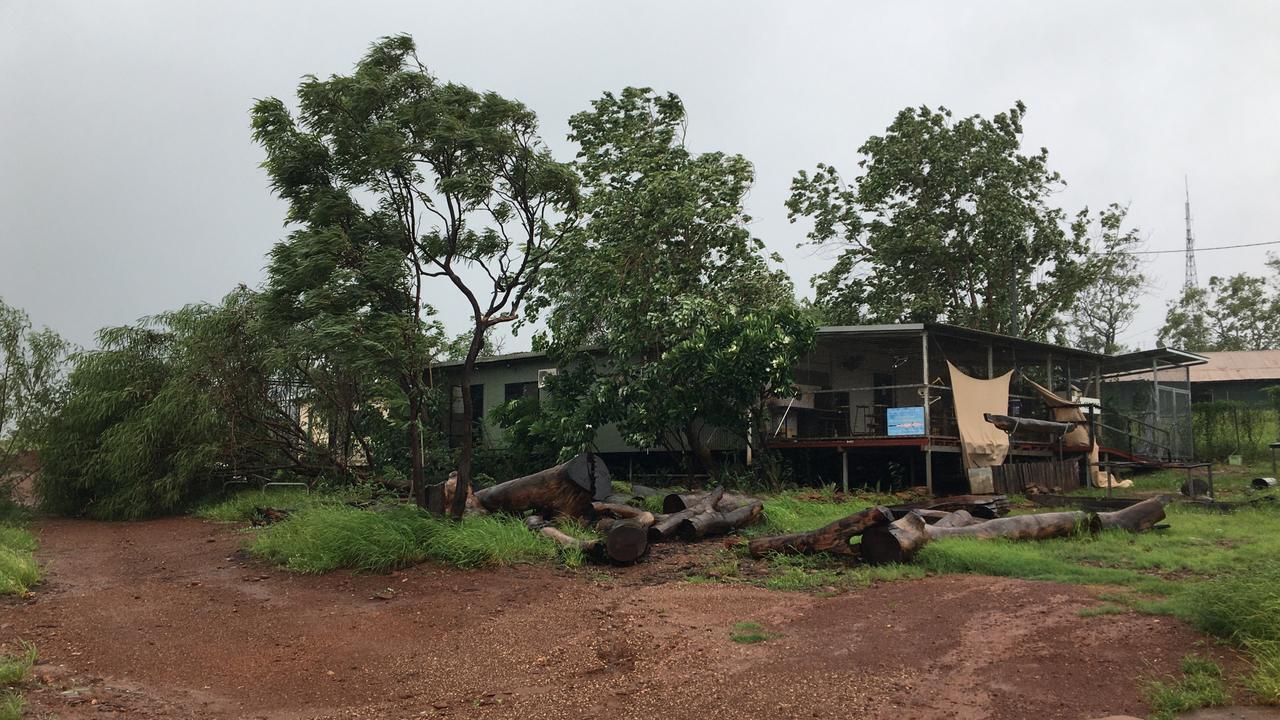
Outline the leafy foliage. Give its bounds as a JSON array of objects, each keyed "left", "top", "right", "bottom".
[
  {"left": 533, "top": 88, "right": 814, "bottom": 471},
  {"left": 0, "top": 297, "right": 68, "bottom": 499},
  {"left": 789, "top": 102, "right": 1122, "bottom": 340},
  {"left": 34, "top": 289, "right": 345, "bottom": 519},
  {"left": 253, "top": 34, "right": 578, "bottom": 514},
  {"left": 1159, "top": 256, "right": 1280, "bottom": 351},
  {"left": 1058, "top": 204, "right": 1147, "bottom": 353}
]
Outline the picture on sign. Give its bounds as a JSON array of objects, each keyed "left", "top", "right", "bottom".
[{"left": 886, "top": 406, "right": 926, "bottom": 436}]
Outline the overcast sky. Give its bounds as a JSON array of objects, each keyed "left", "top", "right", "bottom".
[{"left": 2, "top": 0, "right": 1277, "bottom": 351}]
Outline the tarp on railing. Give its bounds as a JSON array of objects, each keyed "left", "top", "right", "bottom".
[{"left": 947, "top": 362, "right": 1013, "bottom": 469}]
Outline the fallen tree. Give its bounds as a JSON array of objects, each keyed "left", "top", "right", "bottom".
[
  {"left": 746, "top": 506, "right": 891, "bottom": 558},
  {"left": 861, "top": 508, "right": 1100, "bottom": 564},
  {"left": 861, "top": 495, "right": 1172, "bottom": 565}
]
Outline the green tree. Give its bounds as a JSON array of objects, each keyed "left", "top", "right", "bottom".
[
  {"left": 1159, "top": 261, "right": 1280, "bottom": 351},
  {"left": 0, "top": 298, "right": 68, "bottom": 498},
  {"left": 34, "top": 289, "right": 346, "bottom": 519},
  {"left": 532, "top": 88, "right": 814, "bottom": 473},
  {"left": 1061, "top": 204, "right": 1147, "bottom": 354},
  {"left": 788, "top": 102, "right": 1103, "bottom": 340},
  {"left": 252, "top": 36, "right": 578, "bottom": 516}
]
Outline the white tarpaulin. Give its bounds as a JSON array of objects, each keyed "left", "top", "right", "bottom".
[{"left": 947, "top": 362, "right": 1013, "bottom": 470}]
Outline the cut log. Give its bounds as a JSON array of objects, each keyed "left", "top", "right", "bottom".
[
  {"left": 858, "top": 511, "right": 930, "bottom": 564},
  {"left": 1097, "top": 495, "right": 1170, "bottom": 532},
  {"left": 649, "top": 487, "right": 725, "bottom": 542},
  {"left": 662, "top": 491, "right": 756, "bottom": 514},
  {"left": 746, "top": 506, "right": 891, "bottom": 558},
  {"left": 604, "top": 520, "right": 649, "bottom": 563},
  {"left": 676, "top": 500, "right": 764, "bottom": 541},
  {"left": 862, "top": 509, "right": 1101, "bottom": 565},
  {"left": 474, "top": 453, "right": 611, "bottom": 518},
  {"left": 540, "top": 521, "right": 647, "bottom": 564}
]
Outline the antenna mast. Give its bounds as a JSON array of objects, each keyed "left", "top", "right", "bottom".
[{"left": 1184, "top": 177, "right": 1198, "bottom": 291}]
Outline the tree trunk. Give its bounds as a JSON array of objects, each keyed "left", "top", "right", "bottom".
[
  {"left": 746, "top": 506, "right": 891, "bottom": 558},
  {"left": 451, "top": 367, "right": 475, "bottom": 519},
  {"left": 662, "top": 492, "right": 757, "bottom": 514},
  {"left": 1096, "top": 495, "right": 1170, "bottom": 531},
  {"left": 684, "top": 420, "right": 715, "bottom": 478},
  {"left": 649, "top": 487, "right": 724, "bottom": 542},
  {"left": 408, "top": 410, "right": 427, "bottom": 508},
  {"left": 676, "top": 500, "right": 764, "bottom": 541},
  {"left": 474, "top": 453, "right": 611, "bottom": 518},
  {"left": 604, "top": 519, "right": 649, "bottom": 563},
  {"left": 862, "top": 509, "right": 1102, "bottom": 565}
]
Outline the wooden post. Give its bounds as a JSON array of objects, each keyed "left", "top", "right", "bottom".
[
  {"left": 987, "top": 343, "right": 994, "bottom": 379},
  {"left": 922, "top": 330, "right": 933, "bottom": 495},
  {"left": 841, "top": 448, "right": 849, "bottom": 494}
]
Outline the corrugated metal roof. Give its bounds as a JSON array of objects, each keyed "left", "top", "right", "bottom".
[{"left": 1191, "top": 351, "right": 1280, "bottom": 383}]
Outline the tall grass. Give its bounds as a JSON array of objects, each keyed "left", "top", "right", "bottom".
[
  {"left": 249, "top": 504, "right": 557, "bottom": 573},
  {"left": 0, "top": 526, "right": 40, "bottom": 596}
]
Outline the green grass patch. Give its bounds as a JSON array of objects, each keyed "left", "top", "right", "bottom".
[
  {"left": 0, "top": 690, "right": 23, "bottom": 720},
  {"left": 249, "top": 504, "right": 559, "bottom": 573},
  {"left": 729, "top": 621, "right": 770, "bottom": 644},
  {"left": 1144, "top": 654, "right": 1230, "bottom": 720},
  {"left": 0, "top": 641, "right": 35, "bottom": 720},
  {"left": 0, "top": 643, "right": 35, "bottom": 686},
  {"left": 0, "top": 526, "right": 40, "bottom": 596}
]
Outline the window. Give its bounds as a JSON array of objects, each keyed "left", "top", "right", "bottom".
[{"left": 505, "top": 381, "right": 539, "bottom": 403}]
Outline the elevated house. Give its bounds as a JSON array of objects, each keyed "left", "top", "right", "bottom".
[{"left": 435, "top": 324, "right": 1205, "bottom": 494}]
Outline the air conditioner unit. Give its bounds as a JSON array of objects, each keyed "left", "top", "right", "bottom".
[{"left": 537, "top": 368, "right": 558, "bottom": 388}]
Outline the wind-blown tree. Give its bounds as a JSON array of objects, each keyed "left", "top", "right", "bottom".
[
  {"left": 1159, "top": 257, "right": 1280, "bottom": 351},
  {"left": 0, "top": 298, "right": 67, "bottom": 496},
  {"left": 35, "top": 289, "right": 346, "bottom": 519},
  {"left": 1060, "top": 204, "right": 1147, "bottom": 354},
  {"left": 253, "top": 36, "right": 578, "bottom": 516},
  {"left": 532, "top": 88, "right": 814, "bottom": 473},
  {"left": 789, "top": 102, "right": 1108, "bottom": 340}
]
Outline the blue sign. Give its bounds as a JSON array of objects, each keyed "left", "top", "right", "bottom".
[{"left": 886, "top": 406, "right": 926, "bottom": 437}]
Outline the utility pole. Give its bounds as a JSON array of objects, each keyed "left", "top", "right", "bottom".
[{"left": 1184, "top": 176, "right": 1198, "bottom": 292}]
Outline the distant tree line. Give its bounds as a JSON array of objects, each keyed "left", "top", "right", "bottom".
[{"left": 11, "top": 33, "right": 1262, "bottom": 520}]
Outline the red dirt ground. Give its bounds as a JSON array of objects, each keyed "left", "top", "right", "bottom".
[{"left": 1, "top": 517, "right": 1248, "bottom": 719}]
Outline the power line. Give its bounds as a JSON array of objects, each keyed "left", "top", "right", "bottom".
[{"left": 1124, "top": 239, "right": 1280, "bottom": 256}]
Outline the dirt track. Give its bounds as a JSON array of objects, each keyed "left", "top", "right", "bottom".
[{"left": 1, "top": 517, "right": 1242, "bottom": 719}]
